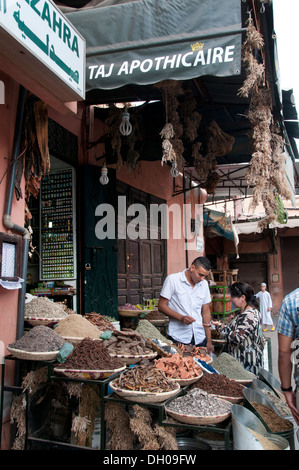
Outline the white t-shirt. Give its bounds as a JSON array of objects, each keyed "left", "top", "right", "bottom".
[{"left": 160, "top": 269, "right": 211, "bottom": 344}]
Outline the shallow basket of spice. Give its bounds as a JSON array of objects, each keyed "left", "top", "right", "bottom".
[
  {"left": 54, "top": 338, "right": 126, "bottom": 380},
  {"left": 53, "top": 365, "right": 126, "bottom": 380},
  {"left": 109, "top": 351, "right": 157, "bottom": 366},
  {"left": 165, "top": 388, "right": 232, "bottom": 425},
  {"left": 155, "top": 354, "right": 203, "bottom": 386},
  {"left": 24, "top": 316, "right": 67, "bottom": 328},
  {"left": 7, "top": 347, "right": 61, "bottom": 361},
  {"left": 7, "top": 325, "right": 66, "bottom": 361},
  {"left": 109, "top": 365, "right": 181, "bottom": 403},
  {"left": 191, "top": 373, "right": 245, "bottom": 404},
  {"left": 118, "top": 303, "right": 143, "bottom": 317},
  {"left": 60, "top": 336, "right": 103, "bottom": 346}
]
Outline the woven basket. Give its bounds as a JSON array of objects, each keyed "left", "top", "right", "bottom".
[
  {"left": 169, "top": 370, "right": 203, "bottom": 387},
  {"left": 148, "top": 318, "right": 169, "bottom": 325},
  {"left": 108, "top": 351, "right": 157, "bottom": 365},
  {"left": 209, "top": 391, "right": 244, "bottom": 404},
  {"left": 109, "top": 379, "right": 180, "bottom": 403},
  {"left": 7, "top": 346, "right": 59, "bottom": 361},
  {"left": 24, "top": 316, "right": 65, "bottom": 327},
  {"left": 61, "top": 336, "right": 103, "bottom": 346},
  {"left": 118, "top": 309, "right": 142, "bottom": 317},
  {"left": 53, "top": 365, "right": 126, "bottom": 380},
  {"left": 165, "top": 399, "right": 231, "bottom": 425}
]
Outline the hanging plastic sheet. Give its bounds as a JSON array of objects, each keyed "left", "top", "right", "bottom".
[{"left": 204, "top": 209, "right": 239, "bottom": 257}]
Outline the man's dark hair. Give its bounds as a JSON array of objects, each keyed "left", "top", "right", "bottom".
[{"left": 191, "top": 257, "right": 211, "bottom": 271}]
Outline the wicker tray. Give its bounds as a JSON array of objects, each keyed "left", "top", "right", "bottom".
[
  {"left": 61, "top": 336, "right": 103, "bottom": 346},
  {"left": 24, "top": 316, "right": 66, "bottom": 327},
  {"left": 118, "top": 309, "right": 142, "bottom": 317},
  {"left": 169, "top": 370, "right": 203, "bottom": 387},
  {"left": 109, "top": 379, "right": 180, "bottom": 403},
  {"left": 108, "top": 351, "right": 157, "bottom": 365},
  {"left": 165, "top": 399, "right": 231, "bottom": 425},
  {"left": 7, "top": 346, "right": 59, "bottom": 361},
  {"left": 209, "top": 391, "right": 244, "bottom": 404},
  {"left": 53, "top": 365, "right": 126, "bottom": 380}
]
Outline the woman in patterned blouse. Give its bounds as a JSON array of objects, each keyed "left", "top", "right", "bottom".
[{"left": 212, "top": 282, "right": 263, "bottom": 375}]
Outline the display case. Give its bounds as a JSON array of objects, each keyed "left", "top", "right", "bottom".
[{"left": 39, "top": 168, "right": 76, "bottom": 280}]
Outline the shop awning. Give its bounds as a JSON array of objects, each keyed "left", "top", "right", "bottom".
[{"left": 65, "top": 0, "right": 242, "bottom": 92}]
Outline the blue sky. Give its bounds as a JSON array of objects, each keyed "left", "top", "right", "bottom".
[
  {"left": 273, "top": 0, "right": 299, "bottom": 156},
  {"left": 273, "top": 0, "right": 299, "bottom": 111}
]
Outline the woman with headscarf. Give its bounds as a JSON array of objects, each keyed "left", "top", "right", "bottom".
[{"left": 212, "top": 282, "right": 263, "bottom": 375}]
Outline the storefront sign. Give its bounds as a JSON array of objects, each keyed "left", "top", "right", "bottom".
[
  {"left": 0, "top": 0, "right": 85, "bottom": 100},
  {"left": 67, "top": 0, "right": 242, "bottom": 92}
]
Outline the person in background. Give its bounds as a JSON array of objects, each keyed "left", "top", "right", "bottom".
[
  {"left": 158, "top": 257, "right": 214, "bottom": 354},
  {"left": 256, "top": 282, "right": 274, "bottom": 332},
  {"left": 276, "top": 287, "right": 299, "bottom": 425},
  {"left": 212, "top": 282, "right": 263, "bottom": 375}
]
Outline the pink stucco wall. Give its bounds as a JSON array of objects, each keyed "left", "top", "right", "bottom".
[
  {"left": 88, "top": 112, "right": 205, "bottom": 277},
  {"left": 0, "top": 70, "right": 83, "bottom": 449}
]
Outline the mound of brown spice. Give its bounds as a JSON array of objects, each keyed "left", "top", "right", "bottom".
[
  {"left": 252, "top": 402, "right": 293, "bottom": 433},
  {"left": 56, "top": 338, "right": 123, "bottom": 370},
  {"left": 192, "top": 373, "right": 244, "bottom": 397}
]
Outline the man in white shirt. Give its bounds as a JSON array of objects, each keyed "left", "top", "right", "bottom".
[{"left": 158, "top": 257, "right": 214, "bottom": 353}]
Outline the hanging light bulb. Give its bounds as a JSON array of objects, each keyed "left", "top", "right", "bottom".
[
  {"left": 119, "top": 106, "right": 132, "bottom": 136},
  {"left": 170, "top": 161, "right": 179, "bottom": 178},
  {"left": 99, "top": 164, "right": 109, "bottom": 185}
]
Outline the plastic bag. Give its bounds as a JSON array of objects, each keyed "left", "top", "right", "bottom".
[
  {"left": 100, "top": 330, "right": 113, "bottom": 340},
  {"left": 57, "top": 342, "right": 74, "bottom": 363}
]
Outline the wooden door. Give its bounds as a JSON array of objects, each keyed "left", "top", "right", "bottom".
[
  {"left": 117, "top": 183, "right": 166, "bottom": 305},
  {"left": 80, "top": 165, "right": 118, "bottom": 316},
  {"left": 229, "top": 253, "right": 267, "bottom": 294}
]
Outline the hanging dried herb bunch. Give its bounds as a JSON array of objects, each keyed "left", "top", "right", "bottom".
[
  {"left": 239, "top": 15, "right": 291, "bottom": 228},
  {"left": 155, "top": 80, "right": 185, "bottom": 172},
  {"left": 104, "top": 106, "right": 123, "bottom": 169},
  {"left": 21, "top": 99, "right": 50, "bottom": 201},
  {"left": 238, "top": 14, "right": 265, "bottom": 98},
  {"left": 180, "top": 89, "right": 202, "bottom": 143}
]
